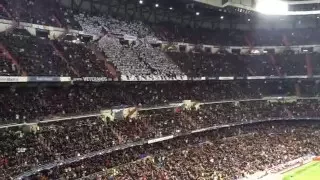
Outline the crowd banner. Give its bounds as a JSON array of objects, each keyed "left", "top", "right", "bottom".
[
  {"left": 72, "top": 77, "right": 113, "bottom": 82},
  {"left": 0, "top": 75, "right": 319, "bottom": 83},
  {"left": 27, "top": 76, "right": 71, "bottom": 82},
  {"left": 123, "top": 34, "right": 137, "bottom": 41},
  {"left": 112, "top": 109, "right": 125, "bottom": 120},
  {"left": 0, "top": 76, "right": 71, "bottom": 82},
  {"left": 219, "top": 76, "right": 234, "bottom": 80},
  {"left": 100, "top": 109, "right": 115, "bottom": 122},
  {"left": 147, "top": 135, "right": 174, "bottom": 144},
  {"left": 123, "top": 107, "right": 138, "bottom": 119},
  {"left": 247, "top": 76, "right": 266, "bottom": 80},
  {"left": 0, "top": 76, "right": 28, "bottom": 82},
  {"left": 145, "top": 36, "right": 160, "bottom": 44},
  {"left": 183, "top": 100, "right": 200, "bottom": 110}
]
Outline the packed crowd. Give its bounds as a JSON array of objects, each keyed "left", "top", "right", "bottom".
[
  {"left": 24, "top": 119, "right": 320, "bottom": 180},
  {"left": 1, "top": 0, "right": 320, "bottom": 47},
  {"left": 0, "top": 50, "right": 19, "bottom": 76},
  {"left": 167, "top": 51, "right": 319, "bottom": 77},
  {"left": 0, "top": 0, "right": 81, "bottom": 28},
  {"left": 158, "top": 27, "right": 320, "bottom": 46},
  {"left": 98, "top": 35, "right": 183, "bottom": 77},
  {"left": 289, "top": 3, "right": 320, "bottom": 12},
  {"left": 0, "top": 80, "right": 301, "bottom": 124},
  {"left": 2, "top": 3, "right": 320, "bottom": 78},
  {"left": 2, "top": 29, "right": 320, "bottom": 78},
  {"left": 1, "top": 2, "right": 320, "bottom": 179},
  {"left": 0, "top": 31, "right": 116, "bottom": 77},
  {"left": 75, "top": 11, "right": 320, "bottom": 46},
  {"left": 53, "top": 40, "right": 109, "bottom": 77},
  {"left": 74, "top": 13, "right": 154, "bottom": 38},
  {"left": 0, "top": 100, "right": 317, "bottom": 178},
  {"left": 0, "top": 32, "right": 75, "bottom": 76}
]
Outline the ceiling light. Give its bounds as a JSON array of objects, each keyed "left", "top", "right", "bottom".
[
  {"left": 220, "top": 16, "right": 224, "bottom": 20},
  {"left": 155, "top": 3, "right": 159, "bottom": 7},
  {"left": 196, "top": 12, "right": 200, "bottom": 15},
  {"left": 169, "top": 7, "right": 173, "bottom": 10},
  {"left": 139, "top": 0, "right": 143, "bottom": 4}
]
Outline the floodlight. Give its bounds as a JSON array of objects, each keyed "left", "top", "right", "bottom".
[{"left": 256, "top": 0, "right": 288, "bottom": 15}]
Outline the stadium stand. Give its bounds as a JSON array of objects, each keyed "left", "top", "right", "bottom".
[
  {"left": 0, "top": 0, "right": 81, "bottom": 29},
  {"left": 0, "top": 97, "right": 320, "bottom": 178},
  {"left": 0, "top": 32, "right": 74, "bottom": 76},
  {"left": 17, "top": 120, "right": 320, "bottom": 180},
  {"left": 0, "top": 80, "right": 305, "bottom": 124},
  {"left": 1, "top": 0, "right": 320, "bottom": 179},
  {"left": 1, "top": 28, "right": 320, "bottom": 78}
]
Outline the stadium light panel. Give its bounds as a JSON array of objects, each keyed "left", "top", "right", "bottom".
[{"left": 256, "top": 0, "right": 288, "bottom": 15}]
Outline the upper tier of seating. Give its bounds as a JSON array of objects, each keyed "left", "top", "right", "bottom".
[
  {"left": 0, "top": 1, "right": 320, "bottom": 78},
  {"left": 0, "top": 31, "right": 320, "bottom": 78},
  {"left": 0, "top": 0, "right": 319, "bottom": 46}
]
